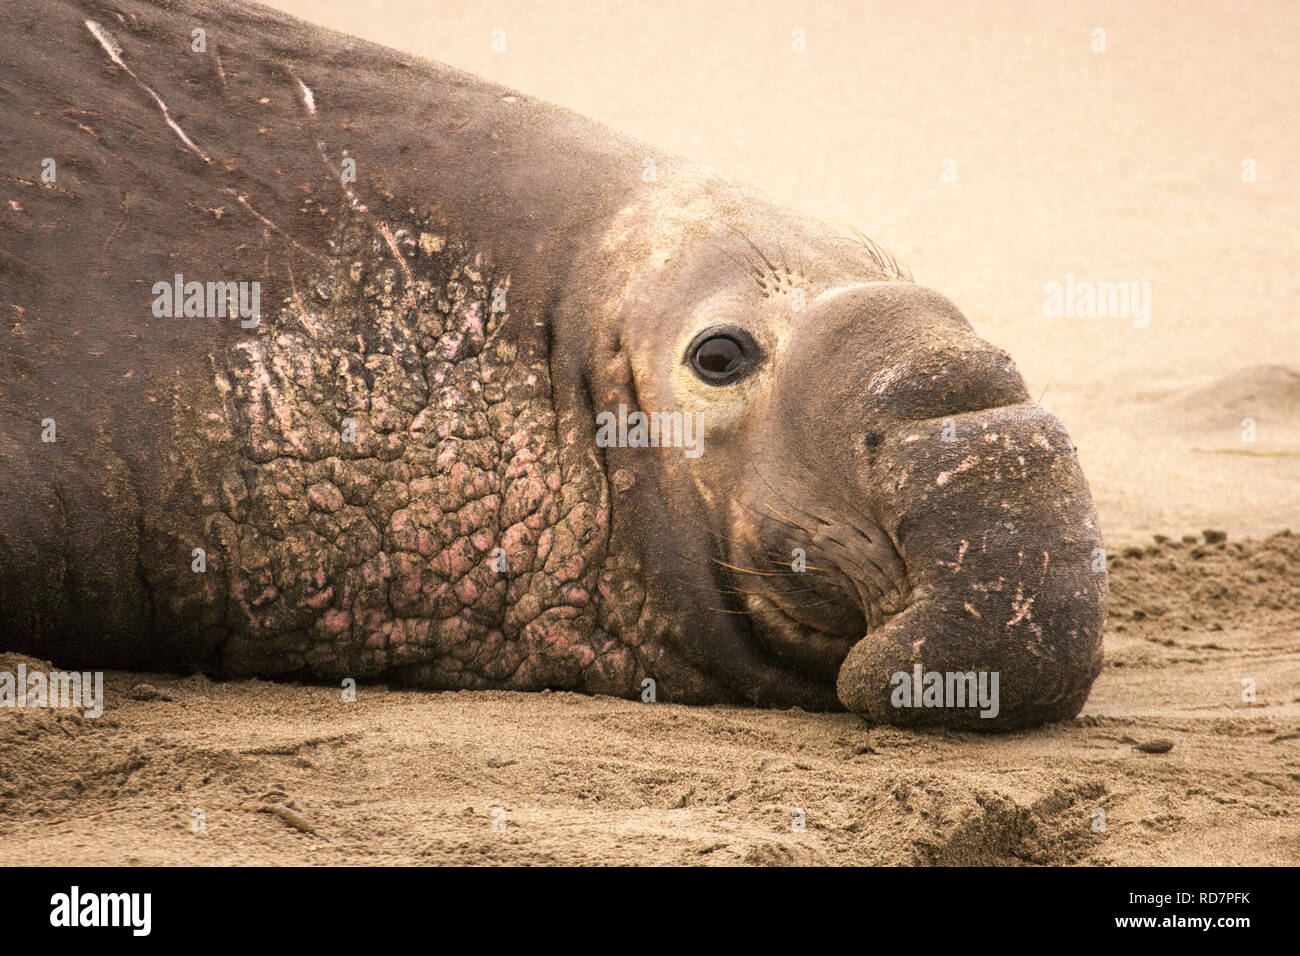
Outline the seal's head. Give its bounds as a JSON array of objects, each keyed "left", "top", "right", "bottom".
[{"left": 588, "top": 175, "right": 1105, "bottom": 730}]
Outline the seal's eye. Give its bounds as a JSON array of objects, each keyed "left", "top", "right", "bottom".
[
  {"left": 695, "top": 336, "right": 743, "bottom": 377},
  {"left": 687, "top": 327, "right": 759, "bottom": 384}
]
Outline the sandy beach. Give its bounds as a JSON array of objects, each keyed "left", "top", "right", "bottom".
[{"left": 1, "top": 0, "right": 1296, "bottom": 865}]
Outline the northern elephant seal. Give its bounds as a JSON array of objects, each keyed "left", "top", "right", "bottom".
[{"left": 0, "top": 0, "right": 1105, "bottom": 729}]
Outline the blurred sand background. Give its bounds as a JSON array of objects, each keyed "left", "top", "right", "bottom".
[{"left": 1, "top": 0, "right": 1296, "bottom": 866}]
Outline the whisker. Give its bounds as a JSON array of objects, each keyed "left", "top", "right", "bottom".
[
  {"left": 730, "top": 495, "right": 810, "bottom": 542},
  {"left": 664, "top": 545, "right": 807, "bottom": 581},
  {"left": 750, "top": 461, "right": 913, "bottom": 603},
  {"left": 673, "top": 576, "right": 824, "bottom": 599},
  {"left": 712, "top": 557, "right": 792, "bottom": 578},
  {"left": 713, "top": 244, "right": 768, "bottom": 291},
  {"left": 776, "top": 240, "right": 792, "bottom": 279},
  {"left": 750, "top": 467, "right": 830, "bottom": 530},
  {"left": 825, "top": 223, "right": 912, "bottom": 281},
  {"left": 766, "top": 558, "right": 830, "bottom": 574},
  {"left": 765, "top": 502, "right": 815, "bottom": 536},
  {"left": 726, "top": 223, "right": 779, "bottom": 277}
]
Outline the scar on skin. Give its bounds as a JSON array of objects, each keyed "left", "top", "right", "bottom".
[
  {"left": 284, "top": 260, "right": 321, "bottom": 337},
  {"left": 377, "top": 220, "right": 416, "bottom": 291},
  {"left": 87, "top": 19, "right": 318, "bottom": 260},
  {"left": 286, "top": 67, "right": 467, "bottom": 313},
  {"left": 96, "top": 190, "right": 131, "bottom": 268},
  {"left": 311, "top": 130, "right": 419, "bottom": 305},
  {"left": 939, "top": 539, "right": 968, "bottom": 572},
  {"left": 1006, "top": 585, "right": 1035, "bottom": 627},
  {"left": 292, "top": 74, "right": 317, "bottom": 116},
  {"left": 85, "top": 19, "right": 212, "bottom": 164},
  {"left": 212, "top": 47, "right": 229, "bottom": 95},
  {"left": 935, "top": 455, "right": 978, "bottom": 486},
  {"left": 314, "top": 142, "right": 368, "bottom": 215},
  {"left": 224, "top": 188, "right": 314, "bottom": 256}
]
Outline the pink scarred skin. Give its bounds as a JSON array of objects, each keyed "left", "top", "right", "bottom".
[{"left": 176, "top": 216, "right": 647, "bottom": 697}]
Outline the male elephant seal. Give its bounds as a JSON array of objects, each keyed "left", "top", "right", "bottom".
[{"left": 0, "top": 0, "right": 1105, "bottom": 729}]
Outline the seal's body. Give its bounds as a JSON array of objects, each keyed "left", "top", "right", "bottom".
[{"left": 0, "top": 0, "right": 1104, "bottom": 728}]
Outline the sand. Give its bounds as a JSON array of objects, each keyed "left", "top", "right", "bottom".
[
  {"left": 2, "top": 532, "right": 1297, "bottom": 865},
  {"left": 2, "top": 0, "right": 1297, "bottom": 865}
]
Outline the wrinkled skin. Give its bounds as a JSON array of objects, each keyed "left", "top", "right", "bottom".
[{"left": 0, "top": 0, "right": 1104, "bottom": 729}]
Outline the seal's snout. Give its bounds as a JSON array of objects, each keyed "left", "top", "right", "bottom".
[
  {"left": 836, "top": 404, "right": 1106, "bottom": 730},
  {"left": 865, "top": 341, "right": 1029, "bottom": 424},
  {"left": 792, "top": 282, "right": 1034, "bottom": 426},
  {"left": 751, "top": 282, "right": 1106, "bottom": 726}
]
